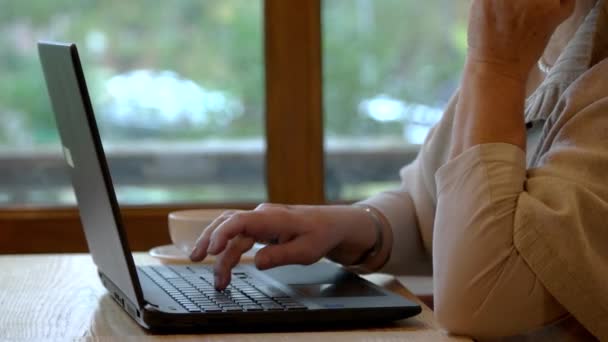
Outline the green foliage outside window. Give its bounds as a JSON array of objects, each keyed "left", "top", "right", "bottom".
[
  {"left": 323, "top": 0, "right": 469, "bottom": 139},
  {"left": 0, "top": 0, "right": 264, "bottom": 146},
  {"left": 0, "top": 0, "right": 469, "bottom": 147}
]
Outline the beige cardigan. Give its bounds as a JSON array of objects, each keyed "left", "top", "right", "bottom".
[{"left": 362, "top": 2, "right": 608, "bottom": 339}]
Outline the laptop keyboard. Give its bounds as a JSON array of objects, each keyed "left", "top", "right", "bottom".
[{"left": 140, "top": 265, "right": 308, "bottom": 313}]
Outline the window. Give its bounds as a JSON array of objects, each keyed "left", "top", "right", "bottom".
[
  {"left": 2, "top": 0, "right": 472, "bottom": 252},
  {"left": 323, "top": 0, "right": 470, "bottom": 201},
  {"left": 0, "top": 0, "right": 265, "bottom": 207}
]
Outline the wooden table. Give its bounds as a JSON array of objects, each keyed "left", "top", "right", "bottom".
[{"left": 0, "top": 253, "right": 470, "bottom": 341}]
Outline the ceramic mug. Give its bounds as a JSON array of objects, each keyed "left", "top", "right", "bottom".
[{"left": 168, "top": 209, "right": 227, "bottom": 256}]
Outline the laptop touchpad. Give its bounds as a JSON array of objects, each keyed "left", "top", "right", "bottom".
[
  {"left": 290, "top": 282, "right": 383, "bottom": 298},
  {"left": 261, "top": 263, "right": 386, "bottom": 298}
]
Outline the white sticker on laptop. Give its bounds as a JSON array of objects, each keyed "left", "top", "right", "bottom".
[{"left": 63, "top": 146, "right": 74, "bottom": 168}]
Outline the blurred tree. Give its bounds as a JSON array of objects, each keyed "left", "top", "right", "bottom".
[
  {"left": 323, "top": 0, "right": 469, "bottom": 137},
  {"left": 0, "top": 0, "right": 264, "bottom": 144},
  {"left": 0, "top": 0, "right": 469, "bottom": 146}
]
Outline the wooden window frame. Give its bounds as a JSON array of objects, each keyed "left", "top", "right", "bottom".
[{"left": 0, "top": 0, "right": 324, "bottom": 254}]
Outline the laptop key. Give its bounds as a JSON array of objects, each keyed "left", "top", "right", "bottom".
[
  {"left": 169, "top": 266, "right": 195, "bottom": 277},
  {"left": 214, "top": 299, "right": 234, "bottom": 304},
  {"left": 285, "top": 305, "right": 307, "bottom": 311},
  {"left": 194, "top": 302, "right": 214, "bottom": 307},
  {"left": 256, "top": 302, "right": 278, "bottom": 307},
  {"left": 191, "top": 299, "right": 212, "bottom": 304},
  {"left": 180, "top": 288, "right": 199, "bottom": 292},
  {"left": 188, "top": 294, "right": 207, "bottom": 299},
  {"left": 260, "top": 303, "right": 284, "bottom": 310},
  {"left": 232, "top": 298, "right": 251, "bottom": 303},
  {"left": 209, "top": 294, "right": 229, "bottom": 300},
  {"left": 264, "top": 307, "right": 286, "bottom": 311},
  {"left": 214, "top": 302, "right": 235, "bottom": 307},
  {"left": 229, "top": 294, "right": 248, "bottom": 299},
  {"left": 196, "top": 286, "right": 215, "bottom": 291},
  {"left": 243, "top": 305, "right": 263, "bottom": 311},
  {"left": 192, "top": 297, "right": 213, "bottom": 302},
  {"left": 151, "top": 266, "right": 180, "bottom": 279}
]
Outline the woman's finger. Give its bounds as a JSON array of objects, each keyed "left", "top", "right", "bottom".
[
  {"left": 213, "top": 235, "right": 255, "bottom": 289},
  {"left": 190, "top": 210, "right": 238, "bottom": 261},
  {"left": 207, "top": 209, "right": 293, "bottom": 256},
  {"left": 254, "top": 236, "right": 324, "bottom": 270}
]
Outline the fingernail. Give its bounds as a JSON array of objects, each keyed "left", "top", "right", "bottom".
[
  {"left": 214, "top": 273, "right": 223, "bottom": 290},
  {"left": 257, "top": 254, "right": 269, "bottom": 269},
  {"left": 189, "top": 246, "right": 200, "bottom": 260}
]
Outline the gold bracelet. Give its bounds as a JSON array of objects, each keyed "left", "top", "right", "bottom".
[{"left": 350, "top": 204, "right": 384, "bottom": 266}]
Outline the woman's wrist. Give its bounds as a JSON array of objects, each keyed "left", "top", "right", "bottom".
[
  {"left": 349, "top": 204, "right": 384, "bottom": 265},
  {"left": 348, "top": 204, "right": 393, "bottom": 272},
  {"left": 464, "top": 58, "right": 531, "bottom": 85},
  {"left": 450, "top": 59, "right": 528, "bottom": 159},
  {"left": 325, "top": 205, "right": 376, "bottom": 264},
  {"left": 325, "top": 204, "right": 392, "bottom": 272},
  {"left": 327, "top": 205, "right": 385, "bottom": 265}
]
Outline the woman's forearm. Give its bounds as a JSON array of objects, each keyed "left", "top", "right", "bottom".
[
  {"left": 453, "top": 0, "right": 575, "bottom": 161},
  {"left": 449, "top": 61, "right": 528, "bottom": 160}
]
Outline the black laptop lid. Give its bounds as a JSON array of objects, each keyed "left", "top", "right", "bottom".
[{"left": 38, "top": 42, "right": 144, "bottom": 307}]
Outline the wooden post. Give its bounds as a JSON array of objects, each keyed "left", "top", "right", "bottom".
[{"left": 265, "top": 0, "right": 325, "bottom": 204}]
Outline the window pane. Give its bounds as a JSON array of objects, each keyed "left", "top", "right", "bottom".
[
  {"left": 0, "top": 1, "right": 265, "bottom": 207},
  {"left": 323, "top": 0, "right": 469, "bottom": 201}
]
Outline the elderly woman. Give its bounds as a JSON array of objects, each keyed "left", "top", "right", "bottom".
[{"left": 190, "top": 0, "right": 608, "bottom": 339}]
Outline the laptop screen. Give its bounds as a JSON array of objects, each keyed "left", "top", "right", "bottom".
[{"left": 38, "top": 42, "right": 144, "bottom": 307}]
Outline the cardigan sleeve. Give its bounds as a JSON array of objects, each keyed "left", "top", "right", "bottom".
[
  {"left": 433, "top": 143, "right": 566, "bottom": 338},
  {"left": 358, "top": 159, "right": 433, "bottom": 275},
  {"left": 355, "top": 93, "right": 463, "bottom": 276},
  {"left": 431, "top": 63, "right": 608, "bottom": 338}
]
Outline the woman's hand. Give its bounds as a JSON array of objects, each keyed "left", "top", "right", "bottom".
[
  {"left": 467, "top": 0, "right": 575, "bottom": 81},
  {"left": 189, "top": 204, "right": 379, "bottom": 290},
  {"left": 449, "top": 0, "right": 576, "bottom": 158}
]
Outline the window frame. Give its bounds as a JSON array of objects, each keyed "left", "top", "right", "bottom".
[{"left": 0, "top": 0, "right": 325, "bottom": 253}]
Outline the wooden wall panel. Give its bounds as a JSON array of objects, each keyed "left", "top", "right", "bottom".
[
  {"left": 265, "top": 0, "right": 325, "bottom": 205},
  {"left": 1, "top": 0, "right": 327, "bottom": 253},
  {"left": 0, "top": 205, "right": 253, "bottom": 254}
]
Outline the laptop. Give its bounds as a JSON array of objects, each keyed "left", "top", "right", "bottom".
[{"left": 37, "top": 41, "right": 421, "bottom": 332}]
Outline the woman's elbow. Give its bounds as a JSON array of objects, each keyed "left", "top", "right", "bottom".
[
  {"left": 433, "top": 284, "right": 525, "bottom": 339},
  {"left": 434, "top": 298, "right": 499, "bottom": 339},
  {"left": 433, "top": 287, "right": 555, "bottom": 339}
]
